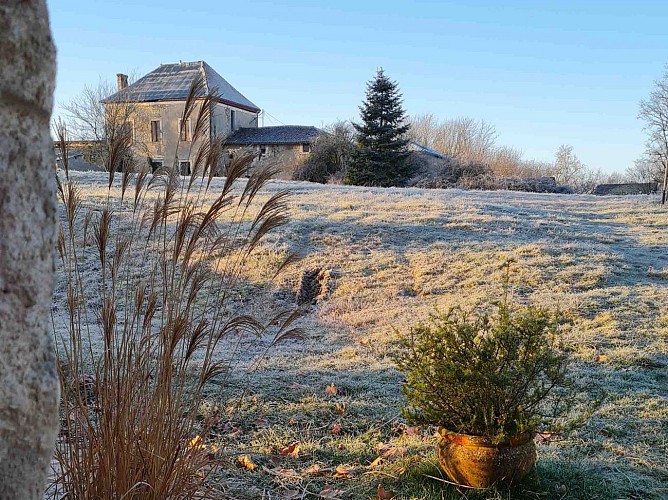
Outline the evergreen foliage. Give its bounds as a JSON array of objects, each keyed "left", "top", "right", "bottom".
[
  {"left": 393, "top": 289, "right": 574, "bottom": 444},
  {"left": 346, "top": 69, "right": 412, "bottom": 186}
]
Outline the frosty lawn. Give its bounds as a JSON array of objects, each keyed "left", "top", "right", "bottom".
[{"left": 54, "top": 172, "right": 667, "bottom": 499}]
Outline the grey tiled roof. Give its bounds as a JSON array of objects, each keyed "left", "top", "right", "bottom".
[
  {"left": 102, "top": 61, "right": 260, "bottom": 112},
  {"left": 408, "top": 141, "right": 447, "bottom": 159},
  {"left": 225, "top": 126, "right": 323, "bottom": 145}
]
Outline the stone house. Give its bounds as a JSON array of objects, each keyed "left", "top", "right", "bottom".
[
  {"left": 102, "top": 61, "right": 261, "bottom": 174},
  {"left": 225, "top": 125, "right": 323, "bottom": 179}
]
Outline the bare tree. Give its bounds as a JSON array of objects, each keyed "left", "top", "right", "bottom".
[
  {"left": 293, "top": 121, "right": 355, "bottom": 183},
  {"left": 626, "top": 156, "right": 663, "bottom": 185},
  {"left": 59, "top": 76, "right": 147, "bottom": 171},
  {"left": 552, "top": 144, "right": 585, "bottom": 186},
  {"left": 408, "top": 114, "right": 498, "bottom": 163},
  {"left": 639, "top": 66, "right": 668, "bottom": 203}
]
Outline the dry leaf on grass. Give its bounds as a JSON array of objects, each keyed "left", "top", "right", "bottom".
[
  {"left": 595, "top": 354, "right": 608, "bottom": 362},
  {"left": 280, "top": 442, "right": 301, "bottom": 458},
  {"left": 331, "top": 423, "right": 342, "bottom": 435},
  {"left": 236, "top": 455, "right": 257, "bottom": 471},
  {"left": 333, "top": 464, "right": 359, "bottom": 479},
  {"left": 377, "top": 484, "right": 395, "bottom": 499},
  {"left": 305, "top": 464, "right": 334, "bottom": 476},
  {"left": 319, "top": 486, "right": 344, "bottom": 499},
  {"left": 253, "top": 418, "right": 269, "bottom": 428},
  {"left": 369, "top": 445, "right": 407, "bottom": 468},
  {"left": 335, "top": 403, "right": 346, "bottom": 414},
  {"left": 188, "top": 435, "right": 205, "bottom": 450},
  {"left": 262, "top": 466, "right": 300, "bottom": 479},
  {"left": 535, "top": 432, "right": 558, "bottom": 444},
  {"left": 325, "top": 383, "right": 337, "bottom": 395}
]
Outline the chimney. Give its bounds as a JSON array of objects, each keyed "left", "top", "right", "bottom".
[{"left": 117, "top": 73, "right": 128, "bottom": 90}]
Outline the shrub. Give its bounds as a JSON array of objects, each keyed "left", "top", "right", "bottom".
[
  {"left": 292, "top": 121, "right": 355, "bottom": 183},
  {"left": 393, "top": 288, "right": 572, "bottom": 444},
  {"left": 52, "top": 76, "right": 301, "bottom": 498}
]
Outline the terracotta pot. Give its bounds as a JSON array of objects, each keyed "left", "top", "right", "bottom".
[{"left": 436, "top": 429, "right": 536, "bottom": 488}]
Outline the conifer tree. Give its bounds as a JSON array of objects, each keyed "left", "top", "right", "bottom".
[{"left": 346, "top": 69, "right": 412, "bottom": 186}]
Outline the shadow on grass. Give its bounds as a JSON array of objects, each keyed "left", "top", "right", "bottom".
[{"left": 392, "top": 456, "right": 620, "bottom": 500}]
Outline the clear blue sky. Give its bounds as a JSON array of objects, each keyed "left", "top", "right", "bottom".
[{"left": 50, "top": 0, "right": 668, "bottom": 173}]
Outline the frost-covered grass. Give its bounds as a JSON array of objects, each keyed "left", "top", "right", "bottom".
[{"left": 55, "top": 172, "right": 668, "bottom": 499}]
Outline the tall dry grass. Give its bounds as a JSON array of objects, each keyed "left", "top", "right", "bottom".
[{"left": 51, "top": 76, "right": 301, "bottom": 498}]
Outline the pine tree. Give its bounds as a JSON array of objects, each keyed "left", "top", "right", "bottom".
[{"left": 346, "top": 69, "right": 412, "bottom": 186}]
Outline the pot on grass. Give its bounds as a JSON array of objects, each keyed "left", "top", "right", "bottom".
[
  {"left": 436, "top": 429, "right": 536, "bottom": 488},
  {"left": 392, "top": 271, "right": 577, "bottom": 489}
]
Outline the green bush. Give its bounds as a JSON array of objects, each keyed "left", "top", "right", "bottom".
[{"left": 393, "top": 293, "right": 572, "bottom": 444}]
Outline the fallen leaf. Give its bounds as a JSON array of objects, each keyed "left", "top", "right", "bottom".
[
  {"left": 253, "top": 418, "right": 269, "bottom": 428},
  {"left": 262, "top": 466, "right": 299, "bottom": 478},
  {"left": 377, "top": 484, "right": 395, "bottom": 499},
  {"left": 236, "top": 455, "right": 256, "bottom": 471},
  {"left": 305, "top": 464, "right": 334, "bottom": 476},
  {"left": 188, "top": 435, "right": 205, "bottom": 449},
  {"left": 599, "top": 428, "right": 611, "bottom": 437},
  {"left": 403, "top": 426, "right": 420, "bottom": 437},
  {"left": 535, "top": 432, "right": 555, "bottom": 443},
  {"left": 335, "top": 403, "right": 347, "bottom": 414},
  {"left": 375, "top": 442, "right": 393, "bottom": 453},
  {"left": 382, "top": 446, "right": 406, "bottom": 459},
  {"left": 331, "top": 423, "right": 342, "bottom": 435},
  {"left": 368, "top": 445, "right": 406, "bottom": 467},
  {"left": 280, "top": 442, "right": 301, "bottom": 458},
  {"left": 333, "top": 464, "right": 359, "bottom": 479},
  {"left": 319, "top": 486, "right": 344, "bottom": 499},
  {"left": 325, "top": 383, "right": 337, "bottom": 396},
  {"left": 595, "top": 354, "right": 608, "bottom": 362}
]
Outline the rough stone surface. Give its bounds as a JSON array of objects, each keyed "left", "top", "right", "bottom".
[{"left": 0, "top": 1, "right": 59, "bottom": 498}]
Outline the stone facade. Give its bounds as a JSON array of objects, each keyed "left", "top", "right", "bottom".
[
  {"left": 131, "top": 100, "right": 258, "bottom": 172},
  {"left": 225, "top": 125, "right": 323, "bottom": 179},
  {"left": 103, "top": 61, "right": 261, "bottom": 174},
  {"left": 226, "top": 143, "right": 310, "bottom": 180}
]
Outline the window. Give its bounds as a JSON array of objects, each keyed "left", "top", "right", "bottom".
[
  {"left": 302, "top": 143, "right": 311, "bottom": 153},
  {"left": 259, "top": 145, "right": 266, "bottom": 156},
  {"left": 124, "top": 120, "right": 135, "bottom": 144},
  {"left": 179, "top": 161, "right": 191, "bottom": 176},
  {"left": 149, "top": 159, "right": 163, "bottom": 173},
  {"left": 150, "top": 120, "right": 161, "bottom": 142},
  {"left": 178, "top": 119, "right": 191, "bottom": 142},
  {"left": 230, "top": 109, "right": 236, "bottom": 131}
]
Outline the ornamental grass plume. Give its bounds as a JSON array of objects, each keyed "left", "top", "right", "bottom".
[{"left": 51, "top": 75, "right": 301, "bottom": 499}]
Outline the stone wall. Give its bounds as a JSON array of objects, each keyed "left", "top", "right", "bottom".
[
  {"left": 0, "top": 1, "right": 60, "bottom": 497},
  {"left": 227, "top": 143, "right": 309, "bottom": 180}
]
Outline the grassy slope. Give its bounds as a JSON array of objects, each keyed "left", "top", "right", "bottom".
[{"left": 59, "top": 173, "right": 668, "bottom": 499}]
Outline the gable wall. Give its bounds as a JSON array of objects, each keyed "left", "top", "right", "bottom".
[{"left": 117, "top": 100, "right": 259, "bottom": 170}]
